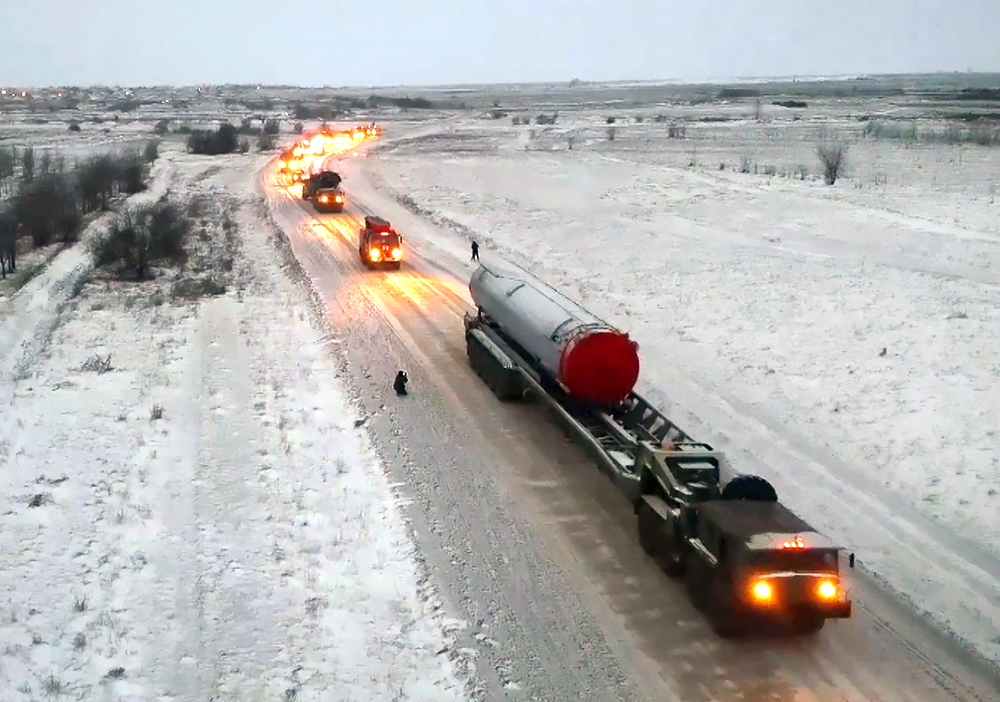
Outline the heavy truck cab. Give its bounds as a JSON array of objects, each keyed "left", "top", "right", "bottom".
[
  {"left": 358, "top": 216, "right": 403, "bottom": 270},
  {"left": 302, "top": 171, "right": 342, "bottom": 201},
  {"left": 312, "top": 189, "right": 345, "bottom": 212},
  {"left": 634, "top": 442, "right": 853, "bottom": 636}
]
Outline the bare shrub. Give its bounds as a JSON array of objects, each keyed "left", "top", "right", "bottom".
[
  {"left": 21, "top": 147, "right": 34, "bottom": 183},
  {"left": 80, "top": 354, "right": 112, "bottom": 373},
  {"left": 144, "top": 139, "right": 160, "bottom": 163},
  {"left": 14, "top": 173, "right": 83, "bottom": 246},
  {"left": 258, "top": 132, "right": 275, "bottom": 151},
  {"left": 0, "top": 147, "right": 15, "bottom": 179},
  {"left": 77, "top": 155, "right": 119, "bottom": 212},
  {"left": 68, "top": 121, "right": 81, "bottom": 132},
  {"left": 122, "top": 154, "right": 146, "bottom": 194},
  {"left": 606, "top": 116, "right": 616, "bottom": 124},
  {"left": 816, "top": 142, "right": 848, "bottom": 185},
  {"left": 293, "top": 121, "right": 304, "bottom": 134},
  {"left": 93, "top": 200, "right": 189, "bottom": 279},
  {"left": 154, "top": 119, "right": 170, "bottom": 136},
  {"left": 263, "top": 119, "right": 280, "bottom": 135},
  {"left": 150, "top": 403, "right": 164, "bottom": 420},
  {"left": 186, "top": 123, "right": 239, "bottom": 155},
  {"left": 0, "top": 207, "right": 16, "bottom": 277}
]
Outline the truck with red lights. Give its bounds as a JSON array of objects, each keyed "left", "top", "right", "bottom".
[
  {"left": 358, "top": 215, "right": 403, "bottom": 269},
  {"left": 463, "top": 262, "right": 854, "bottom": 636}
]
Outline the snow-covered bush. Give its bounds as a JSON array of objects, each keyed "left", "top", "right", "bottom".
[{"left": 93, "top": 200, "right": 189, "bottom": 280}]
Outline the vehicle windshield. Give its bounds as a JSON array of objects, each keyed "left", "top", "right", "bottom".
[{"left": 745, "top": 548, "right": 839, "bottom": 574}]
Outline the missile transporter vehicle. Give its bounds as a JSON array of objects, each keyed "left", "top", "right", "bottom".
[
  {"left": 302, "top": 171, "right": 346, "bottom": 212},
  {"left": 358, "top": 216, "right": 403, "bottom": 270},
  {"left": 462, "top": 262, "right": 854, "bottom": 636}
]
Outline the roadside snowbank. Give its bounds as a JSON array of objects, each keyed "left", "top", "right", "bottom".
[{"left": 0, "top": 153, "right": 472, "bottom": 701}]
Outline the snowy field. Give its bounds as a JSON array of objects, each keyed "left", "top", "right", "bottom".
[
  {"left": 356, "top": 109, "right": 1000, "bottom": 666},
  {"left": 0, "top": 142, "right": 471, "bottom": 700}
]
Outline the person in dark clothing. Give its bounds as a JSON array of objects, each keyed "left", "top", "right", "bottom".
[
  {"left": 471, "top": 241, "right": 479, "bottom": 262},
  {"left": 393, "top": 370, "right": 408, "bottom": 396}
]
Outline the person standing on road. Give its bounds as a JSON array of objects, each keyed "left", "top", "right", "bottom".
[
  {"left": 471, "top": 240, "right": 480, "bottom": 262},
  {"left": 393, "top": 370, "right": 408, "bottom": 396}
]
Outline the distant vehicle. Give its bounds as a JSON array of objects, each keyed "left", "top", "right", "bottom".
[
  {"left": 358, "top": 215, "right": 402, "bottom": 270},
  {"left": 312, "top": 188, "right": 346, "bottom": 213},
  {"left": 462, "top": 263, "right": 854, "bottom": 637},
  {"left": 277, "top": 149, "right": 296, "bottom": 173},
  {"left": 301, "top": 171, "right": 342, "bottom": 200}
]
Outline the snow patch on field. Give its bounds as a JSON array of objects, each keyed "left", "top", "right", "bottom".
[{"left": 0, "top": 154, "right": 472, "bottom": 700}]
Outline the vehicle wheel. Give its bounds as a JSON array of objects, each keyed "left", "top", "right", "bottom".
[
  {"left": 637, "top": 502, "right": 660, "bottom": 558},
  {"left": 660, "top": 515, "right": 685, "bottom": 577},
  {"left": 684, "top": 554, "right": 709, "bottom": 611},
  {"left": 391, "top": 262, "right": 401, "bottom": 270},
  {"left": 707, "top": 576, "right": 742, "bottom": 638}
]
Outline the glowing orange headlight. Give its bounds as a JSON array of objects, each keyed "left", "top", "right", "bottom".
[
  {"left": 817, "top": 581, "right": 838, "bottom": 600},
  {"left": 751, "top": 580, "right": 773, "bottom": 603}
]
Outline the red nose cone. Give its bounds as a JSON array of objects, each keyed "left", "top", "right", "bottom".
[{"left": 559, "top": 331, "right": 639, "bottom": 406}]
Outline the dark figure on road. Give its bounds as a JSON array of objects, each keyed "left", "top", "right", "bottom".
[
  {"left": 393, "top": 370, "right": 408, "bottom": 396},
  {"left": 471, "top": 240, "right": 479, "bottom": 262}
]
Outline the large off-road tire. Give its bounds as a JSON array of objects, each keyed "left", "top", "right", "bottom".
[
  {"left": 637, "top": 501, "right": 660, "bottom": 558},
  {"left": 706, "top": 574, "right": 742, "bottom": 638},
  {"left": 720, "top": 475, "right": 778, "bottom": 502},
  {"left": 684, "top": 553, "right": 709, "bottom": 611}
]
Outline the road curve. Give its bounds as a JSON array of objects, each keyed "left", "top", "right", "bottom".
[{"left": 262, "top": 164, "right": 1000, "bottom": 702}]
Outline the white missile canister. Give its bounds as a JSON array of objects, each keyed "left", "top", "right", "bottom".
[{"left": 469, "top": 263, "right": 639, "bottom": 406}]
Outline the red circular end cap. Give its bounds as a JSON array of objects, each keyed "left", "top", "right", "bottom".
[{"left": 560, "top": 331, "right": 640, "bottom": 406}]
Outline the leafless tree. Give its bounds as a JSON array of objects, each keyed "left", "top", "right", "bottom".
[{"left": 816, "top": 142, "right": 848, "bottom": 185}]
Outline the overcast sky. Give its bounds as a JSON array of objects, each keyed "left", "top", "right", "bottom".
[{"left": 1, "top": 0, "right": 998, "bottom": 87}]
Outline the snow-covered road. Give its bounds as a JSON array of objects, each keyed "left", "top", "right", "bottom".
[{"left": 265, "top": 142, "right": 1000, "bottom": 700}]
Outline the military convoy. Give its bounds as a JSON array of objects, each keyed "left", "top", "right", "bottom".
[
  {"left": 276, "top": 126, "right": 853, "bottom": 637},
  {"left": 463, "top": 262, "right": 854, "bottom": 636}
]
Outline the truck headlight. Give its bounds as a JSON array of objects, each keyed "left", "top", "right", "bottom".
[
  {"left": 391, "top": 248, "right": 401, "bottom": 259},
  {"left": 817, "top": 581, "right": 838, "bottom": 600},
  {"left": 369, "top": 248, "right": 381, "bottom": 260},
  {"left": 751, "top": 580, "right": 773, "bottom": 603}
]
